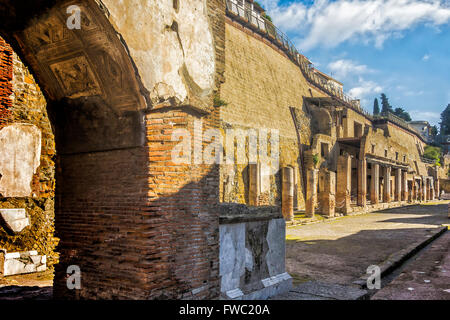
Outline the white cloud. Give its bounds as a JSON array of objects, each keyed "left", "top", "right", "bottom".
[
  {"left": 348, "top": 78, "right": 383, "bottom": 99},
  {"left": 409, "top": 110, "right": 441, "bottom": 122},
  {"left": 422, "top": 54, "right": 431, "bottom": 61},
  {"left": 268, "top": 0, "right": 450, "bottom": 50},
  {"left": 327, "top": 59, "right": 372, "bottom": 80}
]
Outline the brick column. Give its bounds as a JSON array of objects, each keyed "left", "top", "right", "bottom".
[
  {"left": 383, "top": 166, "right": 391, "bottom": 203},
  {"left": 395, "top": 168, "right": 402, "bottom": 202},
  {"left": 306, "top": 169, "right": 318, "bottom": 218},
  {"left": 319, "top": 170, "right": 336, "bottom": 217},
  {"left": 401, "top": 171, "right": 408, "bottom": 202},
  {"left": 357, "top": 159, "right": 367, "bottom": 207},
  {"left": 370, "top": 163, "right": 379, "bottom": 204},
  {"left": 282, "top": 166, "right": 294, "bottom": 221},
  {"left": 248, "top": 163, "right": 260, "bottom": 206},
  {"left": 337, "top": 155, "right": 352, "bottom": 214}
]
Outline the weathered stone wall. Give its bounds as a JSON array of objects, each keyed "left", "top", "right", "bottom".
[
  {"left": 363, "top": 122, "right": 429, "bottom": 176},
  {"left": 342, "top": 108, "right": 372, "bottom": 138},
  {"left": 220, "top": 20, "right": 326, "bottom": 209},
  {"left": 439, "top": 179, "right": 450, "bottom": 193},
  {"left": 0, "top": 37, "right": 58, "bottom": 268}
]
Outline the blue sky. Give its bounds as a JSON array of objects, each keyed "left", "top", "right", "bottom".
[{"left": 258, "top": 0, "right": 450, "bottom": 127}]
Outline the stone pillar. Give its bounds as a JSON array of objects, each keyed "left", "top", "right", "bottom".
[
  {"left": 357, "top": 159, "right": 367, "bottom": 207},
  {"left": 249, "top": 163, "right": 260, "bottom": 206},
  {"left": 435, "top": 179, "right": 440, "bottom": 200},
  {"left": 430, "top": 177, "right": 435, "bottom": 200},
  {"left": 383, "top": 166, "right": 391, "bottom": 203},
  {"left": 401, "top": 171, "right": 408, "bottom": 202},
  {"left": 370, "top": 163, "right": 379, "bottom": 205},
  {"left": 337, "top": 155, "right": 352, "bottom": 214},
  {"left": 306, "top": 169, "right": 318, "bottom": 218},
  {"left": 319, "top": 170, "right": 336, "bottom": 218},
  {"left": 418, "top": 179, "right": 422, "bottom": 201},
  {"left": 282, "top": 167, "right": 294, "bottom": 221},
  {"left": 422, "top": 177, "right": 427, "bottom": 202},
  {"left": 395, "top": 168, "right": 402, "bottom": 202}
]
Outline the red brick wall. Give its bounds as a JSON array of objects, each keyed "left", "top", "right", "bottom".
[
  {"left": 52, "top": 107, "right": 221, "bottom": 300},
  {"left": 0, "top": 37, "right": 12, "bottom": 126},
  {"left": 145, "top": 107, "right": 220, "bottom": 299},
  {"left": 53, "top": 147, "right": 153, "bottom": 299},
  {"left": 52, "top": 0, "right": 225, "bottom": 300}
]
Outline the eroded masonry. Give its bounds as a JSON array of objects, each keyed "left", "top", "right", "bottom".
[{"left": 0, "top": 0, "right": 446, "bottom": 300}]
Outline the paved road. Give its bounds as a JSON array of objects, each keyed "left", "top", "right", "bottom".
[
  {"left": 372, "top": 230, "right": 450, "bottom": 300},
  {"left": 286, "top": 202, "right": 450, "bottom": 287}
]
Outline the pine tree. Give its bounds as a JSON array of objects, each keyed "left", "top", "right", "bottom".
[
  {"left": 373, "top": 98, "right": 380, "bottom": 115},
  {"left": 393, "top": 107, "right": 412, "bottom": 122},
  {"left": 430, "top": 125, "right": 438, "bottom": 137},
  {"left": 440, "top": 104, "right": 450, "bottom": 135},
  {"left": 380, "top": 93, "right": 393, "bottom": 114}
]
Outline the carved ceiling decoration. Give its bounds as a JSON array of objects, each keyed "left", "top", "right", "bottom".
[{"left": 15, "top": 0, "right": 147, "bottom": 113}]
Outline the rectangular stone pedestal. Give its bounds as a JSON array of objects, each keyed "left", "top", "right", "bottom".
[
  {"left": 0, "top": 250, "right": 46, "bottom": 276},
  {"left": 219, "top": 204, "right": 292, "bottom": 300}
]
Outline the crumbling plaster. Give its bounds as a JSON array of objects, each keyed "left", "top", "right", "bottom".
[{"left": 102, "top": 0, "right": 216, "bottom": 110}]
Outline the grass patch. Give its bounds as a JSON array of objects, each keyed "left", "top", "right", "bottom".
[{"left": 290, "top": 273, "right": 314, "bottom": 286}]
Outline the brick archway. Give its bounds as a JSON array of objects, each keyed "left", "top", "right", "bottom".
[{"left": 0, "top": 0, "right": 224, "bottom": 299}]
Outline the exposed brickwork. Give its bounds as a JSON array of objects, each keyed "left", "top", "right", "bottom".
[
  {"left": 0, "top": 37, "right": 12, "bottom": 126},
  {"left": 145, "top": 107, "right": 220, "bottom": 299},
  {"left": 52, "top": 0, "right": 226, "bottom": 299},
  {"left": 0, "top": 37, "right": 58, "bottom": 268}
]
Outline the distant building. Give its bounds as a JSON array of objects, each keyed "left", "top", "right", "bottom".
[{"left": 409, "top": 121, "right": 433, "bottom": 143}]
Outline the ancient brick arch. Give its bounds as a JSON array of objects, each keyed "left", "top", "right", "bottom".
[{"left": 0, "top": 0, "right": 225, "bottom": 299}]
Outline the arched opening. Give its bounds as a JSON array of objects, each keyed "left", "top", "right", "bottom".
[
  {"left": 0, "top": 0, "right": 224, "bottom": 300},
  {"left": 0, "top": 0, "right": 151, "bottom": 299}
]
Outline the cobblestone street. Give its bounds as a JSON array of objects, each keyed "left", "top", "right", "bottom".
[{"left": 285, "top": 202, "right": 450, "bottom": 290}]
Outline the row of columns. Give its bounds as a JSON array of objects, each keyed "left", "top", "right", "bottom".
[{"left": 279, "top": 157, "right": 440, "bottom": 220}]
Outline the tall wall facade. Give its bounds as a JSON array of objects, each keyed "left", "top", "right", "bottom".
[{"left": 220, "top": 19, "right": 327, "bottom": 210}]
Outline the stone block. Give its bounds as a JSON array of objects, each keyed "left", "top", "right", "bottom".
[
  {"left": 1, "top": 250, "right": 46, "bottom": 276},
  {"left": 0, "top": 208, "right": 29, "bottom": 233},
  {"left": 219, "top": 216, "right": 290, "bottom": 300},
  {"left": 0, "top": 124, "right": 41, "bottom": 197}
]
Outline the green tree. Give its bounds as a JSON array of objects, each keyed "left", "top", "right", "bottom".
[
  {"left": 430, "top": 125, "right": 438, "bottom": 137},
  {"left": 373, "top": 98, "right": 380, "bottom": 115},
  {"left": 393, "top": 107, "right": 412, "bottom": 122},
  {"left": 380, "top": 93, "right": 393, "bottom": 114},
  {"left": 423, "top": 145, "right": 442, "bottom": 166},
  {"left": 440, "top": 104, "right": 450, "bottom": 135}
]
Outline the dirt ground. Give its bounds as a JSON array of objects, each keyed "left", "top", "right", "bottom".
[
  {"left": 372, "top": 230, "right": 450, "bottom": 300},
  {"left": 286, "top": 201, "right": 450, "bottom": 286}
]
